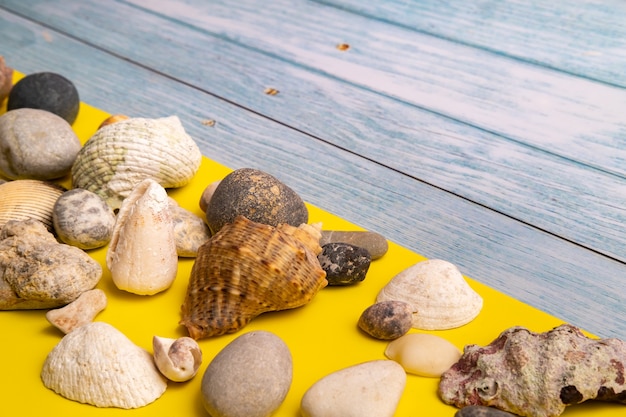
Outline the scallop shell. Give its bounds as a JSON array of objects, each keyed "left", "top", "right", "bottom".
[
  {"left": 180, "top": 216, "right": 327, "bottom": 339},
  {"left": 0, "top": 179, "right": 65, "bottom": 232},
  {"left": 376, "top": 259, "right": 483, "bottom": 330},
  {"left": 106, "top": 178, "right": 178, "bottom": 295},
  {"left": 71, "top": 115, "right": 202, "bottom": 209}
]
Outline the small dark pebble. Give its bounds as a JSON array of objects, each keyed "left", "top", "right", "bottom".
[
  {"left": 455, "top": 405, "right": 519, "bottom": 417},
  {"left": 205, "top": 168, "right": 308, "bottom": 234},
  {"left": 317, "top": 242, "right": 371, "bottom": 286},
  {"left": 8, "top": 72, "right": 80, "bottom": 124},
  {"left": 357, "top": 300, "right": 413, "bottom": 340}
]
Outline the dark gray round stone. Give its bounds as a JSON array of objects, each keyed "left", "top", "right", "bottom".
[
  {"left": 358, "top": 300, "right": 413, "bottom": 340},
  {"left": 205, "top": 168, "right": 308, "bottom": 234},
  {"left": 317, "top": 242, "right": 371, "bottom": 286},
  {"left": 455, "top": 405, "right": 518, "bottom": 417},
  {"left": 7, "top": 72, "right": 80, "bottom": 124}
]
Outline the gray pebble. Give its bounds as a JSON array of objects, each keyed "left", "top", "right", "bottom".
[
  {"left": 169, "top": 199, "right": 212, "bottom": 257},
  {"left": 319, "top": 230, "right": 388, "bottom": 259},
  {"left": 358, "top": 300, "right": 414, "bottom": 340},
  {"left": 455, "top": 405, "right": 519, "bottom": 417},
  {"left": 201, "top": 330, "right": 292, "bottom": 417},
  {"left": 52, "top": 188, "right": 116, "bottom": 249},
  {"left": 205, "top": 168, "right": 308, "bottom": 234},
  {"left": 318, "top": 242, "right": 371, "bottom": 286},
  {"left": 0, "top": 108, "right": 81, "bottom": 180}
]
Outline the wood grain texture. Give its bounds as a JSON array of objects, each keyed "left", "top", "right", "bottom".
[
  {"left": 0, "top": 1, "right": 625, "bottom": 341},
  {"left": 4, "top": 0, "right": 626, "bottom": 264}
]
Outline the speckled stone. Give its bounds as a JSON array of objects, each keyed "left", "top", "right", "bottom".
[
  {"left": 7, "top": 72, "right": 80, "bottom": 124},
  {"left": 317, "top": 242, "right": 371, "bottom": 286},
  {"left": 455, "top": 406, "right": 518, "bottom": 417},
  {"left": 357, "top": 301, "right": 413, "bottom": 340},
  {"left": 0, "top": 108, "right": 81, "bottom": 180},
  {"left": 201, "top": 331, "right": 292, "bottom": 417},
  {"left": 319, "top": 230, "right": 388, "bottom": 259},
  {"left": 205, "top": 168, "right": 308, "bottom": 234},
  {"left": 52, "top": 188, "right": 116, "bottom": 249}
]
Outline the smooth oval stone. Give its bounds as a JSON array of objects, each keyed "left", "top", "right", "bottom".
[
  {"left": 358, "top": 300, "right": 414, "bottom": 340},
  {"left": 205, "top": 168, "right": 308, "bottom": 234},
  {"left": 318, "top": 242, "right": 371, "bottom": 286},
  {"left": 455, "top": 405, "right": 519, "bottom": 417},
  {"left": 7, "top": 72, "right": 80, "bottom": 124},
  {"left": 301, "top": 360, "right": 406, "bottom": 417},
  {"left": 319, "top": 230, "right": 388, "bottom": 259},
  {"left": 199, "top": 180, "right": 220, "bottom": 212},
  {"left": 385, "top": 333, "right": 461, "bottom": 377},
  {"left": 201, "top": 330, "right": 292, "bottom": 417},
  {"left": 52, "top": 188, "right": 116, "bottom": 249},
  {"left": 0, "top": 108, "right": 81, "bottom": 180}
]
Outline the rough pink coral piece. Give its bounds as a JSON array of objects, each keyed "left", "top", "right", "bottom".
[{"left": 438, "top": 324, "right": 626, "bottom": 417}]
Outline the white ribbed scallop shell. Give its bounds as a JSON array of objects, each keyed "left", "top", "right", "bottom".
[
  {"left": 377, "top": 259, "right": 483, "bottom": 330},
  {"left": 71, "top": 115, "right": 201, "bottom": 209}
]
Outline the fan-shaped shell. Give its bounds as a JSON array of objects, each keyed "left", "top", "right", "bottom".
[
  {"left": 71, "top": 115, "right": 202, "bottom": 209},
  {"left": 0, "top": 179, "right": 65, "bottom": 232},
  {"left": 376, "top": 259, "right": 482, "bottom": 330},
  {"left": 180, "top": 216, "right": 327, "bottom": 339}
]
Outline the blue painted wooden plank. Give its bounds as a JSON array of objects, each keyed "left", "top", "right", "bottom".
[
  {"left": 314, "top": 0, "right": 626, "bottom": 88},
  {"left": 4, "top": 0, "right": 626, "bottom": 265},
  {"left": 0, "top": 9, "right": 625, "bottom": 339}
]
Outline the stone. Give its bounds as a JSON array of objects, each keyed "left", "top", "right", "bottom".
[
  {"left": 52, "top": 188, "right": 116, "bottom": 250},
  {"left": 201, "top": 331, "right": 292, "bottom": 417},
  {"left": 205, "top": 168, "right": 308, "bottom": 234},
  {"left": 301, "top": 360, "right": 406, "bottom": 417},
  {"left": 0, "top": 56, "right": 12, "bottom": 103},
  {"left": 357, "top": 300, "right": 414, "bottom": 340},
  {"left": 7, "top": 71, "right": 80, "bottom": 124},
  {"left": 319, "top": 230, "right": 388, "bottom": 259},
  {"left": 455, "top": 405, "right": 519, "bottom": 417},
  {"left": 317, "top": 242, "right": 371, "bottom": 286},
  {"left": 384, "top": 333, "right": 461, "bottom": 377},
  {"left": 0, "top": 108, "right": 81, "bottom": 180},
  {"left": 199, "top": 180, "right": 220, "bottom": 212}
]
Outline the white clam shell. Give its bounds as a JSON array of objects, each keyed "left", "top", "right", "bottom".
[
  {"left": 71, "top": 115, "right": 202, "bottom": 209},
  {"left": 41, "top": 322, "right": 167, "bottom": 409},
  {"left": 106, "top": 179, "right": 178, "bottom": 295},
  {"left": 376, "top": 259, "right": 483, "bottom": 330}
]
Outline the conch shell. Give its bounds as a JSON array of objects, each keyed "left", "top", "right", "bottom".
[
  {"left": 41, "top": 321, "right": 167, "bottom": 409},
  {"left": 376, "top": 259, "right": 482, "bottom": 330},
  {"left": 180, "top": 216, "right": 327, "bottom": 339},
  {"left": 71, "top": 115, "right": 202, "bottom": 209},
  {"left": 0, "top": 179, "right": 65, "bottom": 232},
  {"left": 438, "top": 324, "right": 626, "bottom": 417},
  {"left": 106, "top": 179, "right": 178, "bottom": 295}
]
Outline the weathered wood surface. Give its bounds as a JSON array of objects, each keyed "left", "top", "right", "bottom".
[{"left": 1, "top": 0, "right": 625, "bottom": 339}]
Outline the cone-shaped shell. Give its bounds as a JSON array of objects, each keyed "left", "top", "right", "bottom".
[
  {"left": 376, "top": 259, "right": 482, "bottom": 330},
  {"left": 106, "top": 179, "right": 178, "bottom": 295},
  {"left": 0, "top": 179, "right": 65, "bottom": 232},
  {"left": 41, "top": 322, "right": 167, "bottom": 409},
  {"left": 71, "top": 115, "right": 202, "bottom": 209},
  {"left": 180, "top": 216, "right": 327, "bottom": 339}
]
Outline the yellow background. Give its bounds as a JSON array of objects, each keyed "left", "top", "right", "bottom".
[{"left": 0, "top": 72, "right": 621, "bottom": 416}]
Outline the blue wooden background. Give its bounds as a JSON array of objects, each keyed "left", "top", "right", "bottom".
[{"left": 1, "top": 0, "right": 625, "bottom": 339}]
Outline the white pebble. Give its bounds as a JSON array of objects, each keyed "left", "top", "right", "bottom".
[
  {"left": 384, "top": 333, "right": 461, "bottom": 377},
  {"left": 301, "top": 360, "right": 406, "bottom": 417}
]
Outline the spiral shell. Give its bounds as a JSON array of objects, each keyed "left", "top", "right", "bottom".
[
  {"left": 180, "top": 216, "right": 327, "bottom": 339},
  {"left": 71, "top": 115, "right": 202, "bottom": 209},
  {"left": 0, "top": 179, "right": 65, "bottom": 232}
]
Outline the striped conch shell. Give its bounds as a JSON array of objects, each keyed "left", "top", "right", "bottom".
[
  {"left": 71, "top": 115, "right": 202, "bottom": 209},
  {"left": 180, "top": 216, "right": 327, "bottom": 339},
  {"left": 106, "top": 179, "right": 177, "bottom": 295}
]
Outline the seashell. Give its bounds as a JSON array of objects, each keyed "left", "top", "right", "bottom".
[
  {"left": 439, "top": 324, "right": 626, "bottom": 417},
  {"left": 71, "top": 115, "right": 202, "bottom": 209},
  {"left": 41, "top": 321, "right": 167, "bottom": 409},
  {"left": 180, "top": 215, "right": 327, "bottom": 339},
  {"left": 106, "top": 179, "right": 178, "bottom": 295},
  {"left": 376, "top": 259, "right": 483, "bottom": 330},
  {"left": 0, "top": 179, "right": 65, "bottom": 232},
  {"left": 153, "top": 335, "right": 202, "bottom": 382}
]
